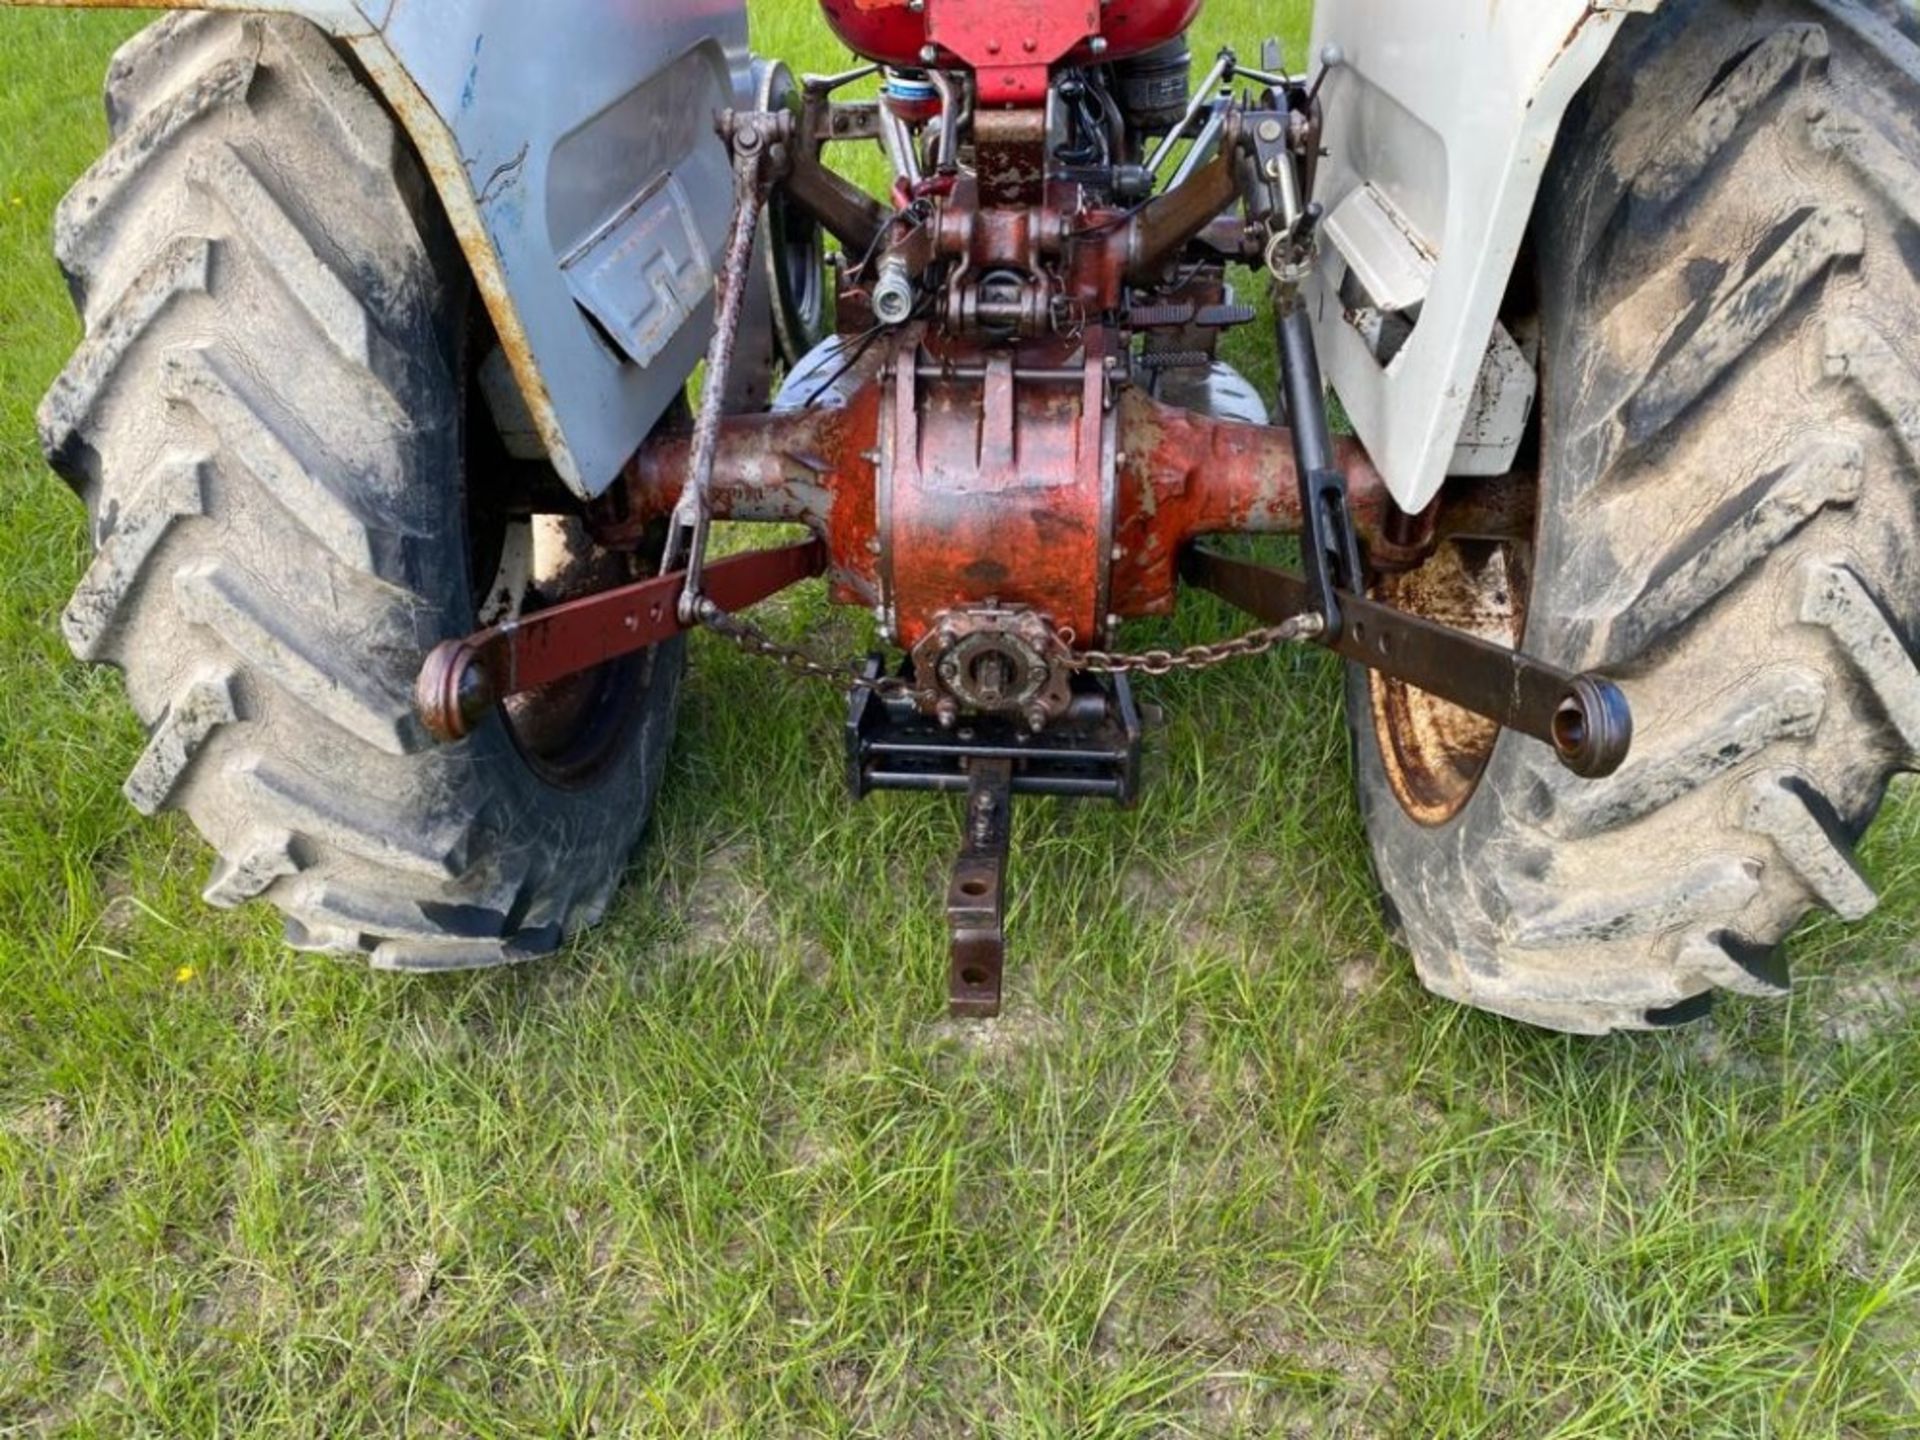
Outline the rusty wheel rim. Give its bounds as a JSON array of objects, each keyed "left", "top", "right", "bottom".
[
  {"left": 505, "top": 519, "right": 656, "bottom": 789},
  {"left": 1368, "top": 528, "right": 1534, "bottom": 828},
  {"left": 462, "top": 329, "right": 655, "bottom": 790}
]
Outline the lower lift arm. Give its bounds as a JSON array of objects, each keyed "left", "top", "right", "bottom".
[
  {"left": 1182, "top": 547, "right": 1633, "bottom": 779},
  {"left": 1223, "top": 92, "right": 1632, "bottom": 782}
]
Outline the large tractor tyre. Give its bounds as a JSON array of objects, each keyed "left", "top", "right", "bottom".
[
  {"left": 40, "top": 14, "right": 683, "bottom": 970},
  {"left": 1868, "top": 1, "right": 1919, "bottom": 41},
  {"left": 1349, "top": 0, "right": 1920, "bottom": 1032}
]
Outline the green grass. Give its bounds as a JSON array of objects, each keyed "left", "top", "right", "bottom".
[{"left": 2, "top": 5, "right": 1918, "bottom": 1436}]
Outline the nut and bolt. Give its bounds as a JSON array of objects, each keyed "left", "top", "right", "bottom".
[
  {"left": 455, "top": 661, "right": 494, "bottom": 732},
  {"left": 873, "top": 254, "right": 916, "bottom": 326}
]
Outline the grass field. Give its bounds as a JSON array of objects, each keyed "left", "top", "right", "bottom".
[{"left": 2, "top": 5, "right": 1918, "bottom": 1436}]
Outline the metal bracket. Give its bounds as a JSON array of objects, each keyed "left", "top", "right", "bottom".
[
  {"left": 848, "top": 663, "right": 1144, "bottom": 1017},
  {"left": 949, "top": 758, "right": 1013, "bottom": 1018}
]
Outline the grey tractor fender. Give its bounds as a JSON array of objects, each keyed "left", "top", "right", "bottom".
[
  {"left": 12, "top": 0, "right": 1664, "bottom": 508},
  {"left": 1305, "top": 0, "right": 1663, "bottom": 510},
  {"left": 9, "top": 0, "right": 760, "bottom": 500}
]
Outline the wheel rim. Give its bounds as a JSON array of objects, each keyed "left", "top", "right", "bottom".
[
  {"left": 766, "top": 185, "right": 826, "bottom": 366},
  {"left": 462, "top": 335, "right": 657, "bottom": 790},
  {"left": 496, "top": 517, "right": 657, "bottom": 789},
  {"left": 1368, "top": 519, "right": 1535, "bottom": 828},
  {"left": 758, "top": 59, "right": 827, "bottom": 366}
]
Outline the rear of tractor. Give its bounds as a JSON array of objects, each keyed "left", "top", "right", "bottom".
[{"left": 8, "top": 0, "right": 1918, "bottom": 1031}]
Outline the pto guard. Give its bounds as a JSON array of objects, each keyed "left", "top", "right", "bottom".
[{"left": 6, "top": 0, "right": 760, "bottom": 501}]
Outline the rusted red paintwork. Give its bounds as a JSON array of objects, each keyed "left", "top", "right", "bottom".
[
  {"left": 884, "top": 332, "right": 1116, "bottom": 648},
  {"left": 416, "top": 538, "right": 828, "bottom": 743},
  {"left": 911, "top": 128, "right": 1243, "bottom": 323},
  {"left": 614, "top": 344, "right": 1395, "bottom": 646},
  {"left": 1109, "top": 389, "right": 1389, "bottom": 616},
  {"left": 612, "top": 377, "right": 887, "bottom": 611}
]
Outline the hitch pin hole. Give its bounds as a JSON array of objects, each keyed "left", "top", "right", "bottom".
[{"left": 1552, "top": 696, "right": 1589, "bottom": 758}]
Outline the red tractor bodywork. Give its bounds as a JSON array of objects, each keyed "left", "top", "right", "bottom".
[{"left": 820, "top": 0, "right": 1202, "bottom": 104}]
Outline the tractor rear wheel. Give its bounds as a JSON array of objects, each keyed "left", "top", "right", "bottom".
[
  {"left": 1350, "top": 0, "right": 1920, "bottom": 1032},
  {"left": 41, "top": 14, "right": 683, "bottom": 969}
]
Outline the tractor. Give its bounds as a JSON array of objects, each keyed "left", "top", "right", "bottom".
[{"left": 6, "top": 0, "right": 1917, "bottom": 1031}]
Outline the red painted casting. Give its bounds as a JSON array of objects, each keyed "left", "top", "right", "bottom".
[{"left": 819, "top": 0, "right": 1203, "bottom": 104}]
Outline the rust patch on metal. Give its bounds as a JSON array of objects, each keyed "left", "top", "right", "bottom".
[
  {"left": 1109, "top": 387, "right": 1388, "bottom": 616},
  {"left": 618, "top": 350, "right": 1398, "bottom": 641},
  {"left": 1369, "top": 525, "right": 1535, "bottom": 827}
]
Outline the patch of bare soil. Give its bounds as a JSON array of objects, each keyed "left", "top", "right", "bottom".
[
  {"left": 928, "top": 1005, "right": 1064, "bottom": 1061},
  {"left": 5, "top": 1094, "right": 72, "bottom": 1147},
  {"left": 1813, "top": 953, "right": 1920, "bottom": 1044},
  {"left": 676, "top": 841, "right": 778, "bottom": 950}
]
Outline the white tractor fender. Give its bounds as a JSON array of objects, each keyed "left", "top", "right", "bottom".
[
  {"left": 1307, "top": 0, "right": 1664, "bottom": 511},
  {"left": 6, "top": 0, "right": 759, "bottom": 500}
]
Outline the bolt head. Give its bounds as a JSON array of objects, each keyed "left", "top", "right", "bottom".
[
  {"left": 455, "top": 662, "right": 495, "bottom": 730},
  {"left": 1088, "top": 36, "right": 1108, "bottom": 55},
  {"left": 919, "top": 44, "right": 938, "bottom": 64}
]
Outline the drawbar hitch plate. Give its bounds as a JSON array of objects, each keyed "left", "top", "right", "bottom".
[{"left": 849, "top": 663, "right": 1145, "bottom": 1018}]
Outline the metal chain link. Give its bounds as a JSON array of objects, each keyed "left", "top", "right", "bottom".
[
  {"left": 1063, "top": 611, "right": 1326, "bottom": 677},
  {"left": 696, "top": 601, "right": 1326, "bottom": 692},
  {"left": 695, "top": 603, "right": 917, "bottom": 698}
]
